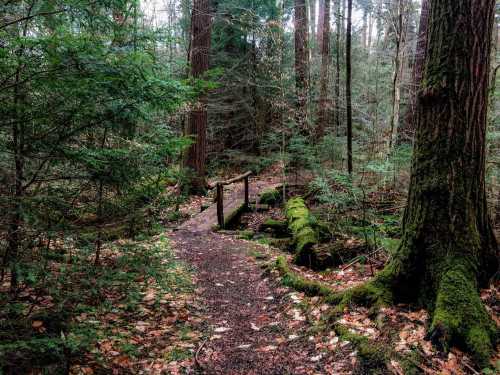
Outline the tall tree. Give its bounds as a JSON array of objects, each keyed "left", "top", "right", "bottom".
[
  {"left": 295, "top": 0, "right": 310, "bottom": 132},
  {"left": 184, "top": 0, "right": 211, "bottom": 193},
  {"left": 316, "top": 0, "right": 330, "bottom": 139},
  {"left": 337, "top": 0, "right": 499, "bottom": 366},
  {"left": 345, "top": 0, "right": 353, "bottom": 174},
  {"left": 310, "top": 0, "right": 317, "bottom": 48},
  {"left": 401, "top": 0, "right": 430, "bottom": 142},
  {"left": 388, "top": 0, "right": 410, "bottom": 151},
  {"left": 334, "top": 0, "right": 342, "bottom": 134}
]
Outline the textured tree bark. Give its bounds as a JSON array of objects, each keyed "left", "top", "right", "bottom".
[
  {"left": 345, "top": 0, "right": 352, "bottom": 174},
  {"left": 388, "top": 0, "right": 409, "bottom": 151},
  {"left": 310, "top": 0, "right": 317, "bottom": 49},
  {"left": 316, "top": 0, "right": 330, "bottom": 139},
  {"left": 295, "top": 0, "right": 309, "bottom": 133},
  {"left": 400, "top": 0, "right": 429, "bottom": 142},
  {"left": 337, "top": 0, "right": 499, "bottom": 366},
  {"left": 334, "top": 0, "right": 341, "bottom": 135},
  {"left": 317, "top": 0, "right": 324, "bottom": 48},
  {"left": 184, "top": 0, "right": 211, "bottom": 193}
]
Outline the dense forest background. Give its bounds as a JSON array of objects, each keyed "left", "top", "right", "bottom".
[{"left": 0, "top": 0, "right": 499, "bottom": 373}]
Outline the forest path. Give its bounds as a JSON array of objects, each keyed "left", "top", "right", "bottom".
[{"left": 170, "top": 176, "right": 349, "bottom": 374}]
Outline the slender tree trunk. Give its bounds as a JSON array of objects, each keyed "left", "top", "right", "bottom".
[
  {"left": 345, "top": 0, "right": 498, "bottom": 366},
  {"left": 4, "top": 6, "right": 33, "bottom": 294},
  {"left": 388, "top": 0, "right": 408, "bottom": 151},
  {"left": 317, "top": 0, "right": 324, "bottom": 48},
  {"left": 184, "top": 0, "right": 211, "bottom": 193},
  {"left": 362, "top": 9, "right": 368, "bottom": 49},
  {"left": 295, "top": 0, "right": 310, "bottom": 133},
  {"left": 334, "top": 0, "right": 341, "bottom": 135},
  {"left": 367, "top": 12, "right": 373, "bottom": 52},
  {"left": 345, "top": 0, "right": 353, "bottom": 174},
  {"left": 316, "top": 0, "right": 330, "bottom": 139},
  {"left": 270, "top": 0, "right": 285, "bottom": 131},
  {"left": 401, "top": 0, "right": 429, "bottom": 142},
  {"left": 310, "top": 0, "right": 317, "bottom": 50}
]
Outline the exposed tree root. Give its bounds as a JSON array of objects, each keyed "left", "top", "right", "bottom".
[
  {"left": 427, "top": 266, "right": 497, "bottom": 367},
  {"left": 274, "top": 253, "right": 497, "bottom": 367}
]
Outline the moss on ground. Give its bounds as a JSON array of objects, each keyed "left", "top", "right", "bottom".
[
  {"left": 275, "top": 256, "right": 334, "bottom": 298},
  {"left": 273, "top": 256, "right": 426, "bottom": 374}
]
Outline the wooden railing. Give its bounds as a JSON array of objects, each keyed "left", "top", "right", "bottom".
[{"left": 210, "top": 171, "right": 252, "bottom": 228}]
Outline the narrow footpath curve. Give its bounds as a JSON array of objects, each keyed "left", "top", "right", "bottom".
[{"left": 170, "top": 179, "right": 351, "bottom": 374}]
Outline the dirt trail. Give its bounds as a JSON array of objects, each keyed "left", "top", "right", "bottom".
[{"left": 170, "top": 181, "right": 350, "bottom": 374}]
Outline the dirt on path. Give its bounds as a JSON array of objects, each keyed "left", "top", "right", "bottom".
[
  {"left": 169, "top": 174, "right": 353, "bottom": 374},
  {"left": 170, "top": 230, "right": 351, "bottom": 374}
]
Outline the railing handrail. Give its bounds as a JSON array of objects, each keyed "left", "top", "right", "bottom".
[
  {"left": 208, "top": 171, "right": 252, "bottom": 189},
  {"left": 213, "top": 171, "right": 252, "bottom": 229}
]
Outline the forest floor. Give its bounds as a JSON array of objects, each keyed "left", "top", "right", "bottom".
[
  {"left": 157, "top": 169, "right": 499, "bottom": 375},
  {"left": 168, "top": 174, "right": 354, "bottom": 374},
  {"left": 62, "top": 169, "right": 499, "bottom": 374}
]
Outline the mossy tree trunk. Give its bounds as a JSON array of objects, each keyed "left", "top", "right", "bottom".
[{"left": 343, "top": 0, "right": 499, "bottom": 366}]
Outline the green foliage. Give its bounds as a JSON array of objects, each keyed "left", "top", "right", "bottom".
[
  {"left": 310, "top": 170, "right": 362, "bottom": 212},
  {"left": 0, "top": 235, "right": 192, "bottom": 371},
  {"left": 0, "top": 2, "right": 194, "bottom": 371}
]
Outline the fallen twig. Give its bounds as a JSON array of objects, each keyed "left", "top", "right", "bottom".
[
  {"left": 341, "top": 247, "right": 384, "bottom": 271},
  {"left": 195, "top": 338, "right": 208, "bottom": 369}
]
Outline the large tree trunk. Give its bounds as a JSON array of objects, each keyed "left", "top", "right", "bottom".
[
  {"left": 184, "top": 0, "right": 211, "bottom": 193},
  {"left": 400, "top": 0, "right": 430, "bottom": 142},
  {"left": 341, "top": 0, "right": 499, "bottom": 366},
  {"left": 294, "top": 0, "right": 309, "bottom": 133},
  {"left": 316, "top": 0, "right": 330, "bottom": 139},
  {"left": 345, "top": 0, "right": 352, "bottom": 174}
]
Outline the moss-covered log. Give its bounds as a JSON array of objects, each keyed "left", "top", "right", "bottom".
[
  {"left": 333, "top": 0, "right": 499, "bottom": 366},
  {"left": 285, "top": 197, "right": 321, "bottom": 267}
]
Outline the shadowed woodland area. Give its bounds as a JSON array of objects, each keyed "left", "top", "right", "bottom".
[{"left": 0, "top": 0, "right": 499, "bottom": 374}]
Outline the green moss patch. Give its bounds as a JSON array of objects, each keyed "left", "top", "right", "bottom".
[
  {"left": 285, "top": 197, "right": 322, "bottom": 268},
  {"left": 259, "top": 188, "right": 282, "bottom": 206}
]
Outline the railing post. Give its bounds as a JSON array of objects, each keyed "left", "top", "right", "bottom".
[
  {"left": 216, "top": 183, "right": 224, "bottom": 228},
  {"left": 244, "top": 176, "right": 249, "bottom": 208}
]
